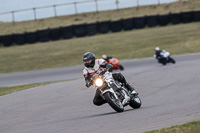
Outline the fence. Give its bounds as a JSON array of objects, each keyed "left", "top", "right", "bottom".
[
  {"left": 0, "top": 0, "right": 178, "bottom": 23},
  {"left": 0, "top": 10, "right": 200, "bottom": 47}
]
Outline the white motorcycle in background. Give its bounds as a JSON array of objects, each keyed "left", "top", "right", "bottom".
[
  {"left": 91, "top": 71, "right": 141, "bottom": 112},
  {"left": 157, "top": 50, "right": 176, "bottom": 65}
]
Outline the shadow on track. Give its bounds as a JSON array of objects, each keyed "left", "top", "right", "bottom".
[{"left": 70, "top": 108, "right": 135, "bottom": 121}]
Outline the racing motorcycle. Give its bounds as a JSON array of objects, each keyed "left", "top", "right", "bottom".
[
  {"left": 91, "top": 71, "right": 141, "bottom": 112},
  {"left": 157, "top": 50, "right": 176, "bottom": 65},
  {"left": 108, "top": 57, "right": 124, "bottom": 71}
]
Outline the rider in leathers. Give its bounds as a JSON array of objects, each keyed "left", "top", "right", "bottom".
[
  {"left": 154, "top": 47, "right": 162, "bottom": 59},
  {"left": 82, "top": 52, "right": 136, "bottom": 106}
]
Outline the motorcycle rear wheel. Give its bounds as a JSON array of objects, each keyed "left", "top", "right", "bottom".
[
  {"left": 119, "top": 65, "right": 124, "bottom": 70},
  {"left": 104, "top": 92, "right": 124, "bottom": 112},
  {"left": 129, "top": 95, "right": 141, "bottom": 109}
]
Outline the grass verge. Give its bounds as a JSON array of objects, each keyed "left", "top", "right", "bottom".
[
  {"left": 145, "top": 121, "right": 200, "bottom": 133},
  {"left": 0, "top": 80, "right": 69, "bottom": 96},
  {"left": 0, "top": 83, "right": 49, "bottom": 96}
]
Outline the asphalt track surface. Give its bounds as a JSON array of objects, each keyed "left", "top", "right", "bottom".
[{"left": 0, "top": 53, "right": 200, "bottom": 133}]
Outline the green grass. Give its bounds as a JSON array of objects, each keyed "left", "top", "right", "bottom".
[
  {"left": 145, "top": 121, "right": 200, "bottom": 133},
  {"left": 0, "top": 22, "right": 200, "bottom": 73},
  {"left": 0, "top": 0, "right": 200, "bottom": 35}
]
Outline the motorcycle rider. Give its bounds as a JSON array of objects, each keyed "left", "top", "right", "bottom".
[
  {"left": 102, "top": 54, "right": 113, "bottom": 62},
  {"left": 154, "top": 47, "right": 162, "bottom": 59},
  {"left": 83, "top": 52, "right": 136, "bottom": 106}
]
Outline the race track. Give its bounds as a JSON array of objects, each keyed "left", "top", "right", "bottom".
[{"left": 0, "top": 53, "right": 200, "bottom": 133}]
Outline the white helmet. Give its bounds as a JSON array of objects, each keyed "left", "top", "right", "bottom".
[
  {"left": 102, "top": 54, "right": 107, "bottom": 59},
  {"left": 155, "top": 47, "right": 160, "bottom": 51}
]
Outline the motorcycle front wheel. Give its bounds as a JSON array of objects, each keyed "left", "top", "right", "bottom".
[
  {"left": 161, "top": 59, "right": 167, "bottom": 65},
  {"left": 169, "top": 57, "right": 176, "bottom": 64},
  {"left": 104, "top": 92, "right": 124, "bottom": 112}
]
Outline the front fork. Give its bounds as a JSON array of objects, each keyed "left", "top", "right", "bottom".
[{"left": 101, "top": 87, "right": 118, "bottom": 100}]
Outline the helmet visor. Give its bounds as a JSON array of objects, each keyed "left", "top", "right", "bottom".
[
  {"left": 84, "top": 59, "right": 95, "bottom": 67},
  {"left": 84, "top": 59, "right": 92, "bottom": 64}
]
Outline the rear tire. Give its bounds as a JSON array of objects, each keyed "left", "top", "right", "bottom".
[
  {"left": 129, "top": 95, "right": 141, "bottom": 109},
  {"left": 160, "top": 58, "right": 167, "bottom": 65},
  {"left": 104, "top": 92, "right": 124, "bottom": 112},
  {"left": 119, "top": 65, "right": 124, "bottom": 70}
]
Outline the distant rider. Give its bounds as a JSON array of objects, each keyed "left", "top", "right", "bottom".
[
  {"left": 154, "top": 47, "right": 162, "bottom": 59},
  {"left": 82, "top": 52, "right": 136, "bottom": 106},
  {"left": 102, "top": 54, "right": 113, "bottom": 62}
]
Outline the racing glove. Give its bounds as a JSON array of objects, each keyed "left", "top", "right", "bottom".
[
  {"left": 85, "top": 80, "right": 92, "bottom": 88},
  {"left": 100, "top": 63, "right": 113, "bottom": 72},
  {"left": 84, "top": 74, "right": 92, "bottom": 88}
]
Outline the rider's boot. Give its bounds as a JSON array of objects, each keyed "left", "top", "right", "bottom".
[{"left": 125, "top": 83, "right": 138, "bottom": 95}]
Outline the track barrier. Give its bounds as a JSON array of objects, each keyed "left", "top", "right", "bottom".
[
  {"left": 193, "top": 11, "right": 200, "bottom": 22},
  {"left": 13, "top": 33, "right": 26, "bottom": 45},
  {"left": 121, "top": 18, "right": 134, "bottom": 31},
  {"left": 25, "top": 32, "right": 38, "bottom": 44},
  {"left": 61, "top": 26, "right": 74, "bottom": 39},
  {"left": 146, "top": 15, "right": 159, "bottom": 28},
  {"left": 110, "top": 20, "right": 123, "bottom": 32},
  {"left": 50, "top": 28, "right": 62, "bottom": 41},
  {"left": 73, "top": 24, "right": 87, "bottom": 37},
  {"left": 1, "top": 35, "right": 13, "bottom": 47},
  {"left": 181, "top": 12, "right": 193, "bottom": 23},
  {"left": 0, "top": 10, "right": 199, "bottom": 47},
  {"left": 170, "top": 13, "right": 182, "bottom": 24},
  {"left": 97, "top": 20, "right": 111, "bottom": 34},
  {"left": 133, "top": 16, "right": 146, "bottom": 29},
  {"left": 158, "top": 14, "right": 170, "bottom": 26},
  {"left": 86, "top": 23, "right": 98, "bottom": 36},
  {"left": 37, "top": 29, "right": 50, "bottom": 42}
]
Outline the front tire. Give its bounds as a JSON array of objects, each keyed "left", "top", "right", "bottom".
[
  {"left": 160, "top": 58, "right": 167, "bottom": 65},
  {"left": 104, "top": 92, "right": 124, "bottom": 112},
  {"left": 129, "top": 95, "right": 141, "bottom": 109}
]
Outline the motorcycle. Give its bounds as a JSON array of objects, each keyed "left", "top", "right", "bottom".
[
  {"left": 91, "top": 71, "right": 141, "bottom": 112},
  {"left": 157, "top": 50, "right": 176, "bottom": 65},
  {"left": 108, "top": 57, "right": 124, "bottom": 71}
]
